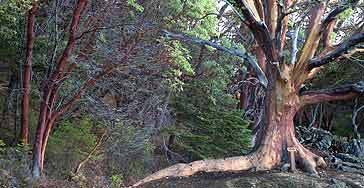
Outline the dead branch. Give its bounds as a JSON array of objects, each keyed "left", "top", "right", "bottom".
[
  {"left": 308, "top": 32, "right": 364, "bottom": 70},
  {"left": 161, "top": 29, "right": 268, "bottom": 87},
  {"left": 73, "top": 129, "right": 107, "bottom": 175}
]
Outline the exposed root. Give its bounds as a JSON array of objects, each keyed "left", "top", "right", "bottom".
[
  {"left": 131, "top": 118, "right": 328, "bottom": 188},
  {"left": 293, "top": 139, "right": 327, "bottom": 174},
  {"left": 131, "top": 140, "right": 327, "bottom": 187},
  {"left": 131, "top": 155, "right": 258, "bottom": 187}
]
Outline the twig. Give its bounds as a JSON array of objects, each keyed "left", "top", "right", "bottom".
[{"left": 73, "top": 129, "right": 107, "bottom": 175}]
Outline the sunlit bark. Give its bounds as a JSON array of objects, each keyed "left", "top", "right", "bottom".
[{"left": 132, "top": 0, "right": 364, "bottom": 186}]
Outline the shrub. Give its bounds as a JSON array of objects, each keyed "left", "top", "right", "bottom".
[{"left": 45, "top": 117, "right": 99, "bottom": 177}]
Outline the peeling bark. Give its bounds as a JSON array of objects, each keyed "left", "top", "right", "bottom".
[{"left": 127, "top": 0, "right": 364, "bottom": 186}]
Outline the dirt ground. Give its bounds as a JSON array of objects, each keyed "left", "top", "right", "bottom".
[{"left": 138, "top": 169, "right": 364, "bottom": 188}]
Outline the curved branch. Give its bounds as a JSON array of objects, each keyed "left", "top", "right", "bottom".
[
  {"left": 320, "top": 0, "right": 359, "bottom": 35},
  {"left": 308, "top": 32, "right": 364, "bottom": 70},
  {"left": 300, "top": 81, "right": 364, "bottom": 106},
  {"left": 161, "top": 30, "right": 268, "bottom": 87}
]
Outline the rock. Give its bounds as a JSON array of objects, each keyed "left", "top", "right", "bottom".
[
  {"left": 296, "top": 126, "right": 335, "bottom": 151},
  {"left": 296, "top": 127, "right": 364, "bottom": 157},
  {"left": 329, "top": 178, "right": 347, "bottom": 188},
  {"left": 335, "top": 153, "right": 360, "bottom": 163},
  {"left": 280, "top": 163, "right": 290, "bottom": 172},
  {"left": 346, "top": 139, "right": 364, "bottom": 157}
]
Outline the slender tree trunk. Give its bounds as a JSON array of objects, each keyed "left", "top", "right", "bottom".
[
  {"left": 32, "top": 91, "right": 51, "bottom": 177},
  {"left": 40, "top": 118, "right": 56, "bottom": 170},
  {"left": 21, "top": 0, "right": 37, "bottom": 145}
]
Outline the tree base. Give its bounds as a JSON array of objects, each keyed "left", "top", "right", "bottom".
[{"left": 131, "top": 139, "right": 326, "bottom": 187}]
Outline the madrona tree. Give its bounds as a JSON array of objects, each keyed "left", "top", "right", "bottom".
[{"left": 133, "top": 0, "right": 364, "bottom": 186}]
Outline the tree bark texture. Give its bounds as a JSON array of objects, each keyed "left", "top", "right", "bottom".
[
  {"left": 21, "top": 0, "right": 37, "bottom": 145},
  {"left": 132, "top": 0, "right": 364, "bottom": 186}
]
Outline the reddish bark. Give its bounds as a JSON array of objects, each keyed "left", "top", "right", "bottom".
[
  {"left": 21, "top": 0, "right": 37, "bottom": 145},
  {"left": 132, "top": 1, "right": 364, "bottom": 186},
  {"left": 300, "top": 82, "right": 364, "bottom": 106},
  {"left": 31, "top": 0, "right": 134, "bottom": 175},
  {"left": 32, "top": 0, "right": 88, "bottom": 178}
]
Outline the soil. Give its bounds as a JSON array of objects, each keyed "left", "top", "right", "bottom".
[{"left": 138, "top": 169, "right": 364, "bottom": 188}]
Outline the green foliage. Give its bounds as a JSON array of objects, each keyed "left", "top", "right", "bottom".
[
  {"left": 106, "top": 123, "right": 156, "bottom": 179},
  {"left": 173, "top": 107, "right": 252, "bottom": 160},
  {"left": 168, "top": 40, "right": 194, "bottom": 76},
  {"left": 46, "top": 117, "right": 99, "bottom": 177},
  {"left": 337, "top": 8, "right": 353, "bottom": 20},
  {"left": 162, "top": 0, "right": 220, "bottom": 91},
  {"left": 169, "top": 60, "right": 252, "bottom": 160},
  {"left": 0, "top": 0, "right": 31, "bottom": 56},
  {"left": 111, "top": 174, "right": 124, "bottom": 188},
  {"left": 127, "top": 0, "right": 144, "bottom": 12},
  {"left": 164, "top": 0, "right": 218, "bottom": 38}
]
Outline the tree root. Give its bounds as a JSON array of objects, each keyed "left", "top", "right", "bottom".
[
  {"left": 131, "top": 139, "right": 327, "bottom": 187},
  {"left": 292, "top": 139, "right": 327, "bottom": 174},
  {"left": 131, "top": 155, "right": 257, "bottom": 187}
]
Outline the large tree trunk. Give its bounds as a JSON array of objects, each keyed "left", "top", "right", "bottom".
[{"left": 132, "top": 82, "right": 326, "bottom": 187}]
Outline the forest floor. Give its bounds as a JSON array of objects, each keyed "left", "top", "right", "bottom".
[
  {"left": 138, "top": 169, "right": 364, "bottom": 188},
  {"left": 1, "top": 126, "right": 364, "bottom": 188},
  {"left": 1, "top": 165, "right": 363, "bottom": 188}
]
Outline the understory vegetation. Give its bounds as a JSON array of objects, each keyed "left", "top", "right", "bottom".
[{"left": 0, "top": 0, "right": 364, "bottom": 187}]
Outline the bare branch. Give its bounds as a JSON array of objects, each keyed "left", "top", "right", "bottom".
[
  {"left": 320, "top": 0, "right": 359, "bottom": 35},
  {"left": 74, "top": 129, "right": 107, "bottom": 175},
  {"left": 293, "top": 2, "right": 326, "bottom": 70},
  {"left": 352, "top": 98, "right": 364, "bottom": 140},
  {"left": 290, "top": 25, "right": 300, "bottom": 65},
  {"left": 161, "top": 29, "right": 268, "bottom": 87},
  {"left": 308, "top": 32, "right": 364, "bottom": 70},
  {"left": 228, "top": 0, "right": 277, "bottom": 61},
  {"left": 300, "top": 81, "right": 364, "bottom": 106}
]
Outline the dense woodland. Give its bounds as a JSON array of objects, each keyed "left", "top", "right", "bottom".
[{"left": 0, "top": 0, "right": 364, "bottom": 187}]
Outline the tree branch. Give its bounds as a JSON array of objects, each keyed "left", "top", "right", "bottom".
[
  {"left": 308, "top": 32, "right": 364, "bottom": 70},
  {"left": 161, "top": 29, "right": 268, "bottom": 87},
  {"left": 320, "top": 0, "right": 359, "bottom": 35},
  {"left": 290, "top": 25, "right": 300, "bottom": 65},
  {"left": 74, "top": 129, "right": 107, "bottom": 175},
  {"left": 228, "top": 0, "right": 277, "bottom": 61},
  {"left": 50, "top": 0, "right": 88, "bottom": 82},
  {"left": 300, "top": 81, "right": 364, "bottom": 106}
]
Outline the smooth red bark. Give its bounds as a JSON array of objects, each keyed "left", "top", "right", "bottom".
[
  {"left": 32, "top": 0, "right": 88, "bottom": 178},
  {"left": 21, "top": 0, "right": 37, "bottom": 145}
]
